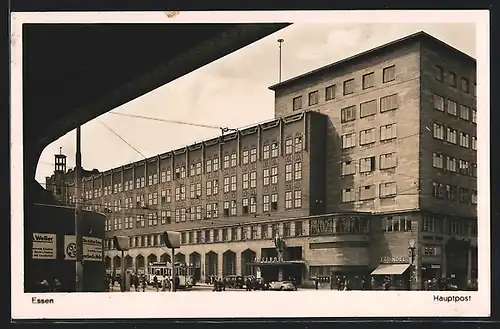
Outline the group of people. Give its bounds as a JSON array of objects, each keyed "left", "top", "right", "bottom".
[
  {"left": 106, "top": 273, "right": 181, "bottom": 292},
  {"left": 36, "top": 277, "right": 61, "bottom": 292}
]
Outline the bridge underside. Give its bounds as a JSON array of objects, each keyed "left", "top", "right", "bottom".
[{"left": 21, "top": 23, "right": 290, "bottom": 204}]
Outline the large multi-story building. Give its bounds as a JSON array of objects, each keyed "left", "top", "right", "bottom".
[{"left": 46, "top": 31, "right": 478, "bottom": 290}]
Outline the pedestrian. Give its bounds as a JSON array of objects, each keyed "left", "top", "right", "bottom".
[
  {"left": 213, "top": 278, "right": 218, "bottom": 292},
  {"left": 222, "top": 277, "right": 227, "bottom": 291},
  {"left": 314, "top": 278, "right": 319, "bottom": 290},
  {"left": 52, "top": 277, "right": 61, "bottom": 292},
  {"left": 141, "top": 276, "right": 146, "bottom": 292},
  {"left": 153, "top": 275, "right": 159, "bottom": 292},
  {"left": 245, "top": 277, "right": 251, "bottom": 291}
]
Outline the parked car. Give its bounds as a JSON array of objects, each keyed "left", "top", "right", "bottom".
[
  {"left": 268, "top": 281, "right": 297, "bottom": 291},
  {"left": 255, "top": 278, "right": 270, "bottom": 291}
]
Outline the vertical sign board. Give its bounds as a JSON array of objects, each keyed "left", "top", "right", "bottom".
[
  {"left": 64, "top": 235, "right": 77, "bottom": 260},
  {"left": 32, "top": 233, "right": 57, "bottom": 259},
  {"left": 82, "top": 236, "right": 103, "bottom": 262}
]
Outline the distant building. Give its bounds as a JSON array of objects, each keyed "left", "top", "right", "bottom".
[{"left": 46, "top": 31, "right": 477, "bottom": 290}]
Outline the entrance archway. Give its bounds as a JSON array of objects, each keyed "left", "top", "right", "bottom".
[
  {"left": 160, "top": 252, "right": 171, "bottom": 263},
  {"left": 113, "top": 255, "right": 121, "bottom": 275},
  {"left": 125, "top": 255, "right": 133, "bottom": 270},
  {"left": 175, "top": 252, "right": 186, "bottom": 263},
  {"left": 189, "top": 252, "right": 202, "bottom": 283},
  {"left": 147, "top": 253, "right": 158, "bottom": 265},
  {"left": 205, "top": 251, "right": 218, "bottom": 279},
  {"left": 223, "top": 250, "right": 236, "bottom": 277},
  {"left": 105, "top": 256, "right": 111, "bottom": 274},
  {"left": 241, "top": 249, "right": 256, "bottom": 277},
  {"left": 136, "top": 255, "right": 145, "bottom": 274}
]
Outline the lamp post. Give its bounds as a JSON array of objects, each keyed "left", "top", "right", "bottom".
[
  {"left": 277, "top": 38, "right": 284, "bottom": 82},
  {"left": 408, "top": 238, "right": 416, "bottom": 290}
]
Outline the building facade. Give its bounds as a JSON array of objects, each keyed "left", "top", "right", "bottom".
[{"left": 46, "top": 31, "right": 478, "bottom": 290}]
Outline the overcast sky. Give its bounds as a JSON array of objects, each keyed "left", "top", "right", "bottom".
[{"left": 35, "top": 22, "right": 476, "bottom": 185}]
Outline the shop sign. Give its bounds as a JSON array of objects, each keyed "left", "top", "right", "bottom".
[
  {"left": 32, "top": 233, "right": 57, "bottom": 259},
  {"left": 64, "top": 235, "right": 77, "bottom": 260},
  {"left": 380, "top": 256, "right": 409, "bottom": 264},
  {"left": 83, "top": 236, "right": 103, "bottom": 262}
]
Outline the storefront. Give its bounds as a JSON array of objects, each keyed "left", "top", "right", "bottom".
[
  {"left": 250, "top": 259, "right": 305, "bottom": 284},
  {"left": 371, "top": 256, "right": 411, "bottom": 290}
]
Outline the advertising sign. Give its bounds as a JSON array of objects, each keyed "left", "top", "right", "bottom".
[
  {"left": 83, "top": 236, "right": 103, "bottom": 262},
  {"left": 32, "top": 233, "right": 57, "bottom": 259},
  {"left": 64, "top": 235, "right": 77, "bottom": 260}
]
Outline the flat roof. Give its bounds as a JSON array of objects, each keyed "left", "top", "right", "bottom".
[{"left": 268, "top": 31, "right": 476, "bottom": 91}]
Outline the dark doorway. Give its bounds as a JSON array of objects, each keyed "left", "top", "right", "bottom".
[
  {"left": 222, "top": 250, "right": 236, "bottom": 277},
  {"left": 205, "top": 251, "right": 218, "bottom": 278},
  {"left": 241, "top": 249, "right": 256, "bottom": 277},
  {"left": 189, "top": 252, "right": 202, "bottom": 283}
]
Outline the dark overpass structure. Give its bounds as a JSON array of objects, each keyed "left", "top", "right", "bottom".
[{"left": 23, "top": 23, "right": 290, "bottom": 202}]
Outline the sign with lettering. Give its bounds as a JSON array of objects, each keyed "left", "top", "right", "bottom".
[
  {"left": 32, "top": 233, "right": 56, "bottom": 259},
  {"left": 380, "top": 256, "right": 409, "bottom": 264},
  {"left": 83, "top": 236, "right": 103, "bottom": 262},
  {"left": 64, "top": 235, "right": 77, "bottom": 260}
]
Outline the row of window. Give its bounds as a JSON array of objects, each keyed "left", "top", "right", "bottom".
[
  {"left": 104, "top": 191, "right": 304, "bottom": 232},
  {"left": 341, "top": 123, "right": 398, "bottom": 149},
  {"left": 422, "top": 214, "right": 478, "bottom": 237},
  {"left": 432, "top": 152, "right": 478, "bottom": 177},
  {"left": 341, "top": 153, "right": 397, "bottom": 176},
  {"left": 292, "top": 65, "right": 396, "bottom": 111},
  {"left": 434, "top": 65, "right": 476, "bottom": 97},
  {"left": 341, "top": 94, "right": 399, "bottom": 123},
  {"left": 341, "top": 182, "right": 398, "bottom": 203},
  {"left": 105, "top": 221, "right": 305, "bottom": 249},
  {"left": 431, "top": 182, "right": 477, "bottom": 204},
  {"left": 433, "top": 94, "right": 477, "bottom": 123},
  {"left": 432, "top": 122, "right": 477, "bottom": 150},
  {"left": 73, "top": 162, "right": 303, "bottom": 206},
  {"left": 78, "top": 136, "right": 304, "bottom": 198}
]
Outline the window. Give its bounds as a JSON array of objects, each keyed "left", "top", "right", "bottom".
[
  {"left": 271, "top": 142, "right": 279, "bottom": 158},
  {"left": 341, "top": 105, "right": 356, "bottom": 123},
  {"left": 343, "top": 78, "right": 355, "bottom": 95},
  {"left": 341, "top": 160, "right": 355, "bottom": 176},
  {"left": 285, "top": 191, "right": 293, "bottom": 209},
  {"left": 341, "top": 188, "right": 355, "bottom": 202},
  {"left": 196, "top": 183, "right": 202, "bottom": 197},
  {"left": 380, "top": 94, "right": 398, "bottom": 112},
  {"left": 472, "top": 82, "right": 477, "bottom": 97},
  {"left": 161, "top": 210, "right": 171, "bottom": 225},
  {"left": 446, "top": 156, "right": 457, "bottom": 172},
  {"left": 295, "top": 221, "right": 303, "bottom": 236},
  {"left": 249, "top": 171, "right": 257, "bottom": 188},
  {"left": 205, "top": 230, "right": 210, "bottom": 243},
  {"left": 294, "top": 190, "right": 302, "bottom": 208},
  {"left": 472, "top": 136, "right": 477, "bottom": 150},
  {"left": 242, "top": 173, "right": 249, "bottom": 189},
  {"left": 136, "top": 215, "right": 145, "bottom": 228},
  {"left": 148, "top": 213, "right": 158, "bottom": 226},
  {"left": 360, "top": 99, "right": 377, "bottom": 118},
  {"left": 432, "top": 182, "right": 444, "bottom": 198},
  {"left": 242, "top": 198, "right": 249, "bottom": 214},
  {"left": 325, "top": 85, "right": 335, "bottom": 100},
  {"left": 263, "top": 168, "right": 270, "bottom": 186},
  {"left": 180, "top": 166, "right": 186, "bottom": 178},
  {"left": 341, "top": 133, "right": 356, "bottom": 149},
  {"left": 195, "top": 162, "right": 202, "bottom": 175},
  {"left": 383, "top": 65, "right": 396, "bottom": 83},
  {"left": 461, "top": 77, "right": 470, "bottom": 93},
  {"left": 359, "top": 185, "right": 375, "bottom": 200},
  {"left": 434, "top": 94, "right": 444, "bottom": 111},
  {"left": 446, "top": 127, "right": 457, "bottom": 144},
  {"left": 433, "top": 153, "right": 444, "bottom": 169},
  {"left": 459, "top": 159, "right": 470, "bottom": 175},
  {"left": 383, "top": 215, "right": 412, "bottom": 232},
  {"left": 250, "top": 196, "right": 257, "bottom": 214},
  {"left": 283, "top": 222, "right": 291, "bottom": 237},
  {"left": 271, "top": 166, "right": 278, "bottom": 184},
  {"left": 433, "top": 123, "right": 444, "bottom": 140},
  {"left": 285, "top": 164, "right": 293, "bottom": 181},
  {"left": 435, "top": 65, "right": 444, "bottom": 81},
  {"left": 223, "top": 201, "right": 230, "bottom": 217},
  {"left": 166, "top": 168, "right": 172, "bottom": 181},
  {"left": 447, "top": 99, "right": 457, "bottom": 116},
  {"left": 250, "top": 147, "right": 257, "bottom": 162},
  {"left": 359, "top": 156, "right": 376, "bottom": 173},
  {"left": 294, "top": 135, "right": 302, "bottom": 153},
  {"left": 206, "top": 180, "right": 212, "bottom": 196},
  {"left": 223, "top": 154, "right": 230, "bottom": 169},
  {"left": 472, "top": 108, "right": 477, "bottom": 124},
  {"left": 263, "top": 195, "right": 270, "bottom": 212},
  {"left": 471, "top": 190, "right": 477, "bottom": 204},
  {"left": 222, "top": 229, "right": 228, "bottom": 242},
  {"left": 230, "top": 175, "right": 237, "bottom": 191},
  {"left": 360, "top": 128, "right": 376, "bottom": 145},
  {"left": 459, "top": 132, "right": 470, "bottom": 148},
  {"left": 223, "top": 177, "right": 230, "bottom": 193},
  {"left": 294, "top": 162, "right": 302, "bottom": 180},
  {"left": 230, "top": 200, "right": 237, "bottom": 216},
  {"left": 363, "top": 72, "right": 375, "bottom": 89},
  {"left": 160, "top": 170, "right": 167, "bottom": 183},
  {"left": 459, "top": 188, "right": 470, "bottom": 203},
  {"left": 206, "top": 159, "right": 212, "bottom": 173},
  {"left": 460, "top": 105, "right": 470, "bottom": 120},
  {"left": 293, "top": 96, "right": 302, "bottom": 111},
  {"left": 449, "top": 71, "right": 457, "bottom": 87},
  {"left": 241, "top": 149, "right": 249, "bottom": 164},
  {"left": 472, "top": 163, "right": 477, "bottom": 177},
  {"left": 380, "top": 182, "right": 396, "bottom": 198},
  {"left": 308, "top": 90, "right": 319, "bottom": 106},
  {"left": 230, "top": 153, "right": 237, "bottom": 167},
  {"left": 213, "top": 157, "right": 219, "bottom": 171},
  {"left": 285, "top": 138, "right": 293, "bottom": 155},
  {"left": 148, "top": 174, "right": 153, "bottom": 186},
  {"left": 380, "top": 123, "right": 397, "bottom": 141},
  {"left": 380, "top": 153, "right": 397, "bottom": 169},
  {"left": 263, "top": 144, "right": 270, "bottom": 160}
]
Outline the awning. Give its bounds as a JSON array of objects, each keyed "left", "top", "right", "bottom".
[{"left": 371, "top": 264, "right": 410, "bottom": 275}]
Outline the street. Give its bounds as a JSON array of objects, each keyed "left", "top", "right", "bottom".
[{"left": 107, "top": 283, "right": 303, "bottom": 292}]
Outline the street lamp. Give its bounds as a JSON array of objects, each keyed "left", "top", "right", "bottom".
[{"left": 408, "top": 238, "right": 417, "bottom": 291}]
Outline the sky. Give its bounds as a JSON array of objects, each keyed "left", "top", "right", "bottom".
[{"left": 35, "top": 22, "right": 476, "bottom": 185}]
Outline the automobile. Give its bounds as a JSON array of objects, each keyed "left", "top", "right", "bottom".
[
  {"left": 255, "top": 278, "right": 270, "bottom": 291},
  {"left": 268, "top": 280, "right": 297, "bottom": 291}
]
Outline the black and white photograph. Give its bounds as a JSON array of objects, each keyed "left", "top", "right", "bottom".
[{"left": 11, "top": 10, "right": 490, "bottom": 319}]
